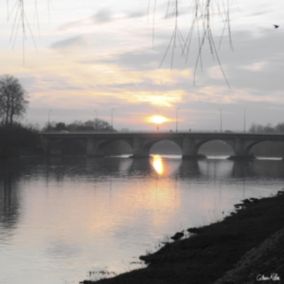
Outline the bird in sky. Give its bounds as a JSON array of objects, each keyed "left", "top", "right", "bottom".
[{"left": 274, "top": 25, "right": 279, "bottom": 29}]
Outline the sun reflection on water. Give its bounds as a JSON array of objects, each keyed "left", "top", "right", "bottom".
[{"left": 151, "top": 155, "right": 165, "bottom": 176}]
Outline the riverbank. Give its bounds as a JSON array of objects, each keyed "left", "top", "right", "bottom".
[
  {"left": 0, "top": 124, "right": 41, "bottom": 158},
  {"left": 82, "top": 190, "right": 284, "bottom": 284}
]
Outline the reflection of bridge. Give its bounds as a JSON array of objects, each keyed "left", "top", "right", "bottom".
[{"left": 41, "top": 132, "right": 284, "bottom": 159}]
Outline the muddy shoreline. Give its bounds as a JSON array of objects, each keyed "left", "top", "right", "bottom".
[{"left": 82, "top": 190, "right": 284, "bottom": 284}]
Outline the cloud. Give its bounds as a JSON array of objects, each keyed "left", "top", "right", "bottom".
[
  {"left": 96, "top": 28, "right": 284, "bottom": 91},
  {"left": 92, "top": 9, "right": 113, "bottom": 24},
  {"left": 59, "top": 8, "right": 148, "bottom": 33},
  {"left": 51, "top": 36, "right": 85, "bottom": 49},
  {"left": 127, "top": 10, "right": 148, "bottom": 19},
  {"left": 131, "top": 90, "right": 185, "bottom": 107},
  {"left": 239, "top": 61, "right": 268, "bottom": 72},
  {"left": 58, "top": 9, "right": 115, "bottom": 31}
]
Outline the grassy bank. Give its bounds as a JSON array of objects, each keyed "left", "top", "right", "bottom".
[{"left": 82, "top": 191, "right": 284, "bottom": 284}]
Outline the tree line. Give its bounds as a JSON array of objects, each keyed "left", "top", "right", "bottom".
[
  {"left": 0, "top": 74, "right": 115, "bottom": 158},
  {"left": 249, "top": 123, "right": 284, "bottom": 134},
  {"left": 0, "top": 74, "right": 115, "bottom": 132},
  {"left": 44, "top": 119, "right": 115, "bottom": 132}
]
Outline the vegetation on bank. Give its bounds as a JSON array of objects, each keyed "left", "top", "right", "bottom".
[
  {"left": 0, "top": 124, "right": 42, "bottom": 158},
  {"left": 0, "top": 74, "right": 117, "bottom": 158},
  {"left": 43, "top": 119, "right": 115, "bottom": 132},
  {"left": 0, "top": 75, "right": 27, "bottom": 126},
  {"left": 0, "top": 119, "right": 118, "bottom": 159},
  {"left": 0, "top": 75, "right": 40, "bottom": 157},
  {"left": 250, "top": 122, "right": 284, "bottom": 134},
  {"left": 0, "top": 118, "right": 117, "bottom": 158},
  {"left": 82, "top": 191, "right": 284, "bottom": 284}
]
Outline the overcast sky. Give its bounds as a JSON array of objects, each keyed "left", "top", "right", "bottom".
[{"left": 0, "top": 0, "right": 283, "bottom": 131}]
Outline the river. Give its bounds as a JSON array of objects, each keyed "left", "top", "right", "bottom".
[{"left": 0, "top": 156, "right": 283, "bottom": 284}]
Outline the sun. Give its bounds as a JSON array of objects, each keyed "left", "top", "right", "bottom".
[{"left": 147, "top": 115, "right": 169, "bottom": 125}]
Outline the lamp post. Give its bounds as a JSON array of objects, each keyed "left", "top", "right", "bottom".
[
  {"left": 243, "top": 108, "right": 247, "bottom": 133},
  {"left": 110, "top": 108, "right": 115, "bottom": 129},
  {"left": 94, "top": 109, "right": 98, "bottom": 130},
  {"left": 219, "top": 108, "right": 223, "bottom": 132},
  {"left": 47, "top": 109, "right": 52, "bottom": 127},
  {"left": 175, "top": 107, "right": 180, "bottom": 133}
]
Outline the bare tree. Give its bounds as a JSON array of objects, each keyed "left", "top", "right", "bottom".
[{"left": 0, "top": 75, "right": 28, "bottom": 126}]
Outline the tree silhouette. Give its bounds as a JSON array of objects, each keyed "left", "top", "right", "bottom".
[
  {"left": 0, "top": 75, "right": 28, "bottom": 126},
  {"left": 44, "top": 119, "right": 115, "bottom": 132}
]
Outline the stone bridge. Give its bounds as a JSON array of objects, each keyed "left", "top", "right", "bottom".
[{"left": 41, "top": 131, "right": 284, "bottom": 159}]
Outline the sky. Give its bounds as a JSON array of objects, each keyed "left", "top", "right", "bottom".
[{"left": 0, "top": 0, "right": 284, "bottom": 131}]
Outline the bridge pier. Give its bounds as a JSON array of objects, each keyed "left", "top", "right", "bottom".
[
  {"left": 182, "top": 137, "right": 204, "bottom": 159},
  {"left": 229, "top": 155, "right": 255, "bottom": 160},
  {"left": 86, "top": 138, "right": 105, "bottom": 157},
  {"left": 44, "top": 139, "right": 64, "bottom": 156},
  {"left": 229, "top": 138, "right": 255, "bottom": 160},
  {"left": 131, "top": 138, "right": 149, "bottom": 158}
]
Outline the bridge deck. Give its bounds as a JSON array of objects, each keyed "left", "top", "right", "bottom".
[{"left": 41, "top": 131, "right": 284, "bottom": 140}]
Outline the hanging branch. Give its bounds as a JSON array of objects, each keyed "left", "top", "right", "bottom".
[
  {"left": 10, "top": 0, "right": 232, "bottom": 82},
  {"left": 7, "top": 0, "right": 39, "bottom": 62},
  {"left": 150, "top": 0, "right": 232, "bottom": 86}
]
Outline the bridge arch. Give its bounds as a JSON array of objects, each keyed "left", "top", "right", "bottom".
[
  {"left": 148, "top": 139, "right": 182, "bottom": 156},
  {"left": 196, "top": 139, "right": 234, "bottom": 158},
  {"left": 97, "top": 139, "right": 133, "bottom": 157},
  {"left": 246, "top": 140, "right": 284, "bottom": 158}
]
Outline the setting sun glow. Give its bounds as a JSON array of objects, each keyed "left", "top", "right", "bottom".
[{"left": 147, "top": 115, "right": 170, "bottom": 125}]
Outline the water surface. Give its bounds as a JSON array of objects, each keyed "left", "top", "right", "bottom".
[{"left": 0, "top": 156, "right": 284, "bottom": 284}]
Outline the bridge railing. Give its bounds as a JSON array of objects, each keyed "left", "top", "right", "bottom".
[{"left": 41, "top": 130, "right": 284, "bottom": 136}]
